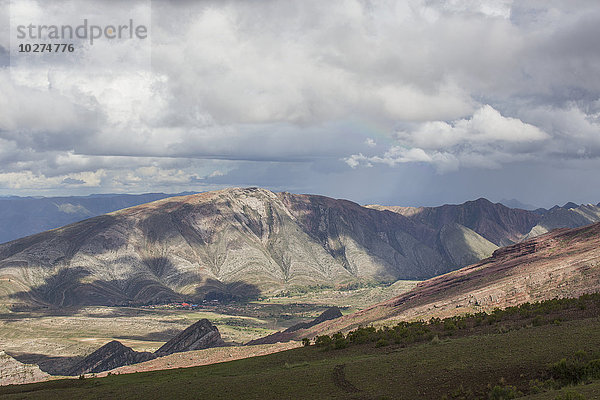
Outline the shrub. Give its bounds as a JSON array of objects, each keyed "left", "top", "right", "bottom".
[
  {"left": 444, "top": 320, "right": 457, "bottom": 331},
  {"left": 549, "top": 358, "right": 587, "bottom": 386},
  {"left": 332, "top": 332, "right": 348, "bottom": 349},
  {"left": 555, "top": 392, "right": 586, "bottom": 400},
  {"left": 487, "top": 384, "right": 522, "bottom": 399},
  {"left": 315, "top": 335, "right": 332, "bottom": 347}
]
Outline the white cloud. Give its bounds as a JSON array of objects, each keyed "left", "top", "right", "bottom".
[
  {"left": 1, "top": 0, "right": 600, "bottom": 199},
  {"left": 346, "top": 105, "right": 563, "bottom": 172}
]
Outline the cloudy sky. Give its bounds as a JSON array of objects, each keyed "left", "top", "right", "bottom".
[{"left": 0, "top": 0, "right": 599, "bottom": 207}]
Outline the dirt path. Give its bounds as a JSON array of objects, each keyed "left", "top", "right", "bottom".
[{"left": 332, "top": 364, "right": 360, "bottom": 393}]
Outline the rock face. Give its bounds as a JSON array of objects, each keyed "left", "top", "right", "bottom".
[
  {"left": 69, "top": 319, "right": 225, "bottom": 375},
  {"left": 156, "top": 319, "right": 225, "bottom": 355},
  {"left": 290, "top": 222, "right": 600, "bottom": 339},
  {"left": 68, "top": 341, "right": 156, "bottom": 376},
  {"left": 247, "top": 307, "right": 343, "bottom": 345},
  {"left": 0, "top": 350, "right": 50, "bottom": 385},
  {"left": 0, "top": 188, "right": 535, "bottom": 307}
]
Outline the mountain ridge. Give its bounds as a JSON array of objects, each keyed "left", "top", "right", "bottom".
[
  {"left": 0, "top": 188, "right": 596, "bottom": 309},
  {"left": 0, "top": 188, "right": 512, "bottom": 308}
]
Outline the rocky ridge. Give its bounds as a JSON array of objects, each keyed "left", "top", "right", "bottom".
[{"left": 67, "top": 318, "right": 225, "bottom": 375}]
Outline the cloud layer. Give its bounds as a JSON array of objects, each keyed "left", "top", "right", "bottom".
[{"left": 0, "top": 0, "right": 599, "bottom": 206}]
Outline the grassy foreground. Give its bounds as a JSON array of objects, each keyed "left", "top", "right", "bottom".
[{"left": 2, "top": 315, "right": 600, "bottom": 399}]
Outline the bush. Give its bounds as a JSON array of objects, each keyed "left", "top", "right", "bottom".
[
  {"left": 555, "top": 392, "right": 586, "bottom": 400},
  {"left": 487, "top": 384, "right": 522, "bottom": 399},
  {"left": 315, "top": 335, "right": 332, "bottom": 348},
  {"left": 332, "top": 332, "right": 349, "bottom": 349},
  {"left": 549, "top": 359, "right": 587, "bottom": 386}
]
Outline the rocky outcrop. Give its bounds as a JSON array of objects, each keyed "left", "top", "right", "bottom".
[
  {"left": 246, "top": 307, "right": 343, "bottom": 345},
  {"left": 156, "top": 319, "right": 225, "bottom": 355},
  {"left": 0, "top": 350, "right": 50, "bottom": 385},
  {"left": 68, "top": 319, "right": 225, "bottom": 375},
  {"left": 68, "top": 341, "right": 156, "bottom": 376}
]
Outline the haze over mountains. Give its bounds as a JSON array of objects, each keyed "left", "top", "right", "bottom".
[
  {"left": 0, "top": 188, "right": 598, "bottom": 309},
  {"left": 0, "top": 193, "right": 195, "bottom": 244}
]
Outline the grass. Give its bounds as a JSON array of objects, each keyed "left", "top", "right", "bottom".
[
  {"left": 522, "top": 382, "right": 600, "bottom": 399},
  {"left": 3, "top": 314, "right": 600, "bottom": 399},
  {"left": 259, "top": 279, "right": 419, "bottom": 312}
]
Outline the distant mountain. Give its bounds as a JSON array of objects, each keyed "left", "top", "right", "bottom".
[
  {"left": 0, "top": 188, "right": 519, "bottom": 308},
  {"left": 287, "top": 221, "right": 600, "bottom": 339},
  {"left": 0, "top": 193, "right": 196, "bottom": 244},
  {"left": 523, "top": 203, "right": 600, "bottom": 239},
  {"left": 367, "top": 198, "right": 540, "bottom": 246}
]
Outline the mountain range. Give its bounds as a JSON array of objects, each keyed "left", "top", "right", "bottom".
[{"left": 0, "top": 188, "right": 598, "bottom": 309}]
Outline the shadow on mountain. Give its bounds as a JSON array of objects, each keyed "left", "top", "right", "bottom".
[
  {"left": 8, "top": 266, "right": 183, "bottom": 314},
  {"left": 196, "top": 279, "right": 262, "bottom": 302},
  {"left": 142, "top": 256, "right": 205, "bottom": 290},
  {"left": 9, "top": 266, "right": 262, "bottom": 314},
  {"left": 8, "top": 352, "right": 83, "bottom": 375}
]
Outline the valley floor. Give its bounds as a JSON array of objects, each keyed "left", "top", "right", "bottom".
[{"left": 0, "top": 282, "right": 418, "bottom": 377}]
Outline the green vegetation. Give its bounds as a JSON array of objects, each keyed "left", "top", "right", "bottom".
[
  {"left": 308, "top": 293, "right": 600, "bottom": 351},
  {"left": 3, "top": 294, "right": 600, "bottom": 399},
  {"left": 261, "top": 279, "right": 419, "bottom": 311}
]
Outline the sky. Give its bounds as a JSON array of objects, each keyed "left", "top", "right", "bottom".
[{"left": 0, "top": 0, "right": 599, "bottom": 208}]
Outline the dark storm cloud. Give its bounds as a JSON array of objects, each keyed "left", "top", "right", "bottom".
[{"left": 0, "top": 0, "right": 599, "bottom": 205}]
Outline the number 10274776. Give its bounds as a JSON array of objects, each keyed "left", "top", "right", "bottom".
[{"left": 18, "top": 43, "right": 75, "bottom": 53}]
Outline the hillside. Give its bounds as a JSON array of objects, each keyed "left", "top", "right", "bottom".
[
  {"left": 289, "top": 221, "right": 600, "bottom": 339},
  {"left": 0, "top": 188, "right": 519, "bottom": 308}
]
